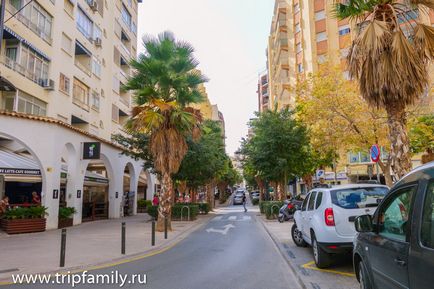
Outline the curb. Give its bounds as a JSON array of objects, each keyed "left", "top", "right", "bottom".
[
  {"left": 257, "top": 216, "right": 307, "bottom": 289},
  {"left": 0, "top": 215, "right": 212, "bottom": 285}
]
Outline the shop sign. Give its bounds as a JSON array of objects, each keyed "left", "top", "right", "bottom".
[
  {"left": 0, "top": 168, "right": 41, "bottom": 175},
  {"left": 84, "top": 176, "right": 109, "bottom": 184},
  {"left": 53, "top": 189, "right": 59, "bottom": 199},
  {"left": 82, "top": 142, "right": 101, "bottom": 160}
]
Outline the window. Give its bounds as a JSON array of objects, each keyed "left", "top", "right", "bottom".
[
  {"left": 131, "top": 21, "right": 137, "bottom": 35},
  {"left": 421, "top": 180, "right": 434, "bottom": 249},
  {"left": 9, "top": 44, "right": 50, "bottom": 86},
  {"left": 294, "top": 3, "right": 300, "bottom": 13},
  {"left": 59, "top": 73, "right": 70, "bottom": 94},
  {"left": 77, "top": 7, "right": 93, "bottom": 39},
  {"left": 1, "top": 92, "right": 15, "bottom": 111},
  {"left": 315, "top": 192, "right": 323, "bottom": 209},
  {"left": 16, "top": 90, "right": 47, "bottom": 116},
  {"left": 339, "top": 25, "right": 351, "bottom": 36},
  {"left": 10, "top": 0, "right": 53, "bottom": 42},
  {"left": 308, "top": 192, "right": 317, "bottom": 211},
  {"left": 121, "top": 4, "right": 132, "bottom": 29},
  {"left": 112, "top": 104, "right": 119, "bottom": 122},
  {"left": 315, "top": 10, "right": 326, "bottom": 21},
  {"left": 379, "top": 186, "right": 416, "bottom": 242},
  {"left": 64, "top": 0, "right": 74, "bottom": 16},
  {"left": 316, "top": 32, "right": 327, "bottom": 42},
  {"left": 295, "top": 23, "right": 301, "bottom": 33},
  {"left": 296, "top": 42, "right": 302, "bottom": 53},
  {"left": 91, "top": 57, "right": 102, "bottom": 78},
  {"left": 112, "top": 76, "right": 120, "bottom": 94},
  {"left": 331, "top": 187, "right": 388, "bottom": 209},
  {"left": 297, "top": 63, "right": 304, "bottom": 73},
  {"left": 72, "top": 78, "right": 89, "bottom": 109},
  {"left": 301, "top": 193, "right": 310, "bottom": 211},
  {"left": 317, "top": 54, "right": 327, "bottom": 64},
  {"left": 61, "top": 33, "right": 73, "bottom": 54},
  {"left": 91, "top": 91, "right": 100, "bottom": 111},
  {"left": 93, "top": 25, "right": 102, "bottom": 40}
]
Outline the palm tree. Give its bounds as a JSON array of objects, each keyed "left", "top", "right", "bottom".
[
  {"left": 334, "top": 0, "right": 434, "bottom": 178},
  {"left": 125, "top": 31, "right": 207, "bottom": 231}
]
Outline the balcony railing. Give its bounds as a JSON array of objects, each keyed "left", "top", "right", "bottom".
[
  {"left": 75, "top": 59, "right": 92, "bottom": 76},
  {"left": 7, "top": 4, "right": 52, "bottom": 44},
  {"left": 2, "top": 56, "right": 50, "bottom": 88}
]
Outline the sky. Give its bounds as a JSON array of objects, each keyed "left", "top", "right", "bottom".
[{"left": 138, "top": 0, "right": 275, "bottom": 156}]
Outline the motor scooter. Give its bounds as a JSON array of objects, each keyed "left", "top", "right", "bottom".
[{"left": 278, "top": 200, "right": 295, "bottom": 223}]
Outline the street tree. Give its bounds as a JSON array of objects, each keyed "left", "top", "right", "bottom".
[
  {"left": 409, "top": 114, "right": 434, "bottom": 164},
  {"left": 296, "top": 66, "right": 393, "bottom": 186},
  {"left": 240, "top": 109, "right": 313, "bottom": 200},
  {"left": 334, "top": 0, "right": 434, "bottom": 178},
  {"left": 125, "top": 31, "right": 207, "bottom": 231}
]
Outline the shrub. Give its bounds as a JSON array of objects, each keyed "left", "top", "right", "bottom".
[
  {"left": 147, "top": 205, "right": 158, "bottom": 219},
  {"left": 4, "top": 206, "right": 48, "bottom": 220},
  {"left": 190, "top": 203, "right": 210, "bottom": 214},
  {"left": 59, "top": 207, "right": 76, "bottom": 219},
  {"left": 261, "top": 201, "right": 284, "bottom": 220},
  {"left": 137, "top": 199, "right": 152, "bottom": 209},
  {"left": 252, "top": 199, "right": 259, "bottom": 206}
]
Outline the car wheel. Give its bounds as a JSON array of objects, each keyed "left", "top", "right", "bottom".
[
  {"left": 311, "top": 233, "right": 331, "bottom": 268},
  {"left": 291, "top": 224, "right": 307, "bottom": 247},
  {"left": 358, "top": 261, "right": 371, "bottom": 289}
]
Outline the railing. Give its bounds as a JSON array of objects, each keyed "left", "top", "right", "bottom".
[
  {"left": 7, "top": 4, "right": 52, "bottom": 44},
  {"left": 119, "top": 95, "right": 130, "bottom": 107},
  {"left": 2, "top": 56, "right": 49, "bottom": 87},
  {"left": 74, "top": 59, "right": 92, "bottom": 76}
]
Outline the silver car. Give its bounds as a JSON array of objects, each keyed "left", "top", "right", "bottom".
[{"left": 233, "top": 191, "right": 245, "bottom": 205}]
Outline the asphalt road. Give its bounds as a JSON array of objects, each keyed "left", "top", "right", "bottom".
[{"left": 6, "top": 204, "right": 301, "bottom": 289}]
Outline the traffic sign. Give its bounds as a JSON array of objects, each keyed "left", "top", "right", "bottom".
[{"left": 370, "top": 144, "right": 381, "bottom": 163}]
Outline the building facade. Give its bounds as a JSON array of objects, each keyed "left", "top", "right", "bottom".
[
  {"left": 0, "top": 0, "right": 159, "bottom": 230},
  {"left": 257, "top": 73, "right": 269, "bottom": 113}
]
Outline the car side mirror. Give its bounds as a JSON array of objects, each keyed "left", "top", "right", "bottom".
[{"left": 355, "top": 215, "right": 373, "bottom": 233}]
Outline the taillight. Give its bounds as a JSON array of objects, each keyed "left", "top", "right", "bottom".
[
  {"left": 325, "top": 208, "right": 335, "bottom": 226},
  {"left": 287, "top": 203, "right": 294, "bottom": 209}
]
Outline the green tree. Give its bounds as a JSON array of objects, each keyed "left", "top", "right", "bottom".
[
  {"left": 240, "top": 109, "right": 313, "bottom": 200},
  {"left": 409, "top": 114, "right": 434, "bottom": 163},
  {"left": 125, "top": 31, "right": 207, "bottom": 231},
  {"left": 334, "top": 0, "right": 434, "bottom": 178}
]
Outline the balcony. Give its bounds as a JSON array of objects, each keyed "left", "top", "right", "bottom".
[
  {"left": 75, "top": 42, "right": 92, "bottom": 76},
  {"left": 2, "top": 56, "right": 51, "bottom": 88}
]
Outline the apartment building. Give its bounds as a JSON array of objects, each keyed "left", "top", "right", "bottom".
[
  {"left": 257, "top": 72, "right": 269, "bottom": 113},
  {"left": 0, "top": 0, "right": 159, "bottom": 230}
]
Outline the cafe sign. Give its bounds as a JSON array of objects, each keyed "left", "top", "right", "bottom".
[
  {"left": 0, "top": 168, "right": 41, "bottom": 176},
  {"left": 82, "top": 142, "right": 101, "bottom": 160}
]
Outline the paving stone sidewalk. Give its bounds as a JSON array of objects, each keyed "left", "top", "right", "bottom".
[{"left": 0, "top": 213, "right": 212, "bottom": 282}]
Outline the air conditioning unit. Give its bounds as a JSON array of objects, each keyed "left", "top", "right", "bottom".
[
  {"left": 41, "top": 79, "right": 55, "bottom": 90},
  {"left": 88, "top": 0, "right": 98, "bottom": 11},
  {"left": 94, "top": 37, "right": 102, "bottom": 46}
]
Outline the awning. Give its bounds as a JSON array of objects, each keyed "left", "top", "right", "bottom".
[
  {"left": 3, "top": 26, "right": 51, "bottom": 61},
  {"left": 0, "top": 147, "right": 41, "bottom": 176},
  {"left": 0, "top": 76, "right": 17, "bottom": 92},
  {"left": 75, "top": 41, "right": 92, "bottom": 56}
]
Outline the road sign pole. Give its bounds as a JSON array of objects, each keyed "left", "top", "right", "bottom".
[{"left": 376, "top": 162, "right": 380, "bottom": 183}]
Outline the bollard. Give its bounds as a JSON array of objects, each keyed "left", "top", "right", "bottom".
[
  {"left": 60, "top": 229, "right": 67, "bottom": 267},
  {"left": 151, "top": 220, "right": 155, "bottom": 246},
  {"left": 121, "top": 222, "right": 126, "bottom": 255},
  {"left": 164, "top": 217, "right": 168, "bottom": 239}
]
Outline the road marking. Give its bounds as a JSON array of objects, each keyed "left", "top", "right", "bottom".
[
  {"left": 228, "top": 216, "right": 237, "bottom": 221},
  {"left": 206, "top": 224, "right": 235, "bottom": 235},
  {"left": 242, "top": 216, "right": 251, "bottom": 221},
  {"left": 302, "top": 261, "right": 356, "bottom": 277},
  {"left": 211, "top": 216, "right": 223, "bottom": 221}
]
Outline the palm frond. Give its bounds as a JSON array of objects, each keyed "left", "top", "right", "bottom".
[
  {"left": 332, "top": 0, "right": 379, "bottom": 21},
  {"left": 414, "top": 23, "right": 434, "bottom": 59}
]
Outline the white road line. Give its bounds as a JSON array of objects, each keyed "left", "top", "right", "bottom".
[
  {"left": 211, "top": 216, "right": 223, "bottom": 221},
  {"left": 242, "top": 216, "right": 251, "bottom": 221},
  {"left": 228, "top": 216, "right": 237, "bottom": 221}
]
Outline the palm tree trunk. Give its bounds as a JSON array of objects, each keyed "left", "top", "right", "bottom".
[
  {"left": 157, "top": 172, "right": 173, "bottom": 232},
  {"left": 386, "top": 103, "right": 412, "bottom": 179},
  {"left": 377, "top": 160, "right": 393, "bottom": 188}
]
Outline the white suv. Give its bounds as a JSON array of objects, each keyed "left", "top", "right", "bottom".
[{"left": 292, "top": 184, "right": 389, "bottom": 268}]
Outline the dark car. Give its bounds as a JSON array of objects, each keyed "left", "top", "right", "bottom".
[{"left": 353, "top": 162, "right": 434, "bottom": 289}]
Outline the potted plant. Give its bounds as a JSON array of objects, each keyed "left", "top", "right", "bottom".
[
  {"left": 0, "top": 206, "right": 48, "bottom": 234},
  {"left": 58, "top": 207, "right": 76, "bottom": 229}
]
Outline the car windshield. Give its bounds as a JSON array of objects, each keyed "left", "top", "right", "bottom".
[{"left": 331, "top": 187, "right": 388, "bottom": 209}]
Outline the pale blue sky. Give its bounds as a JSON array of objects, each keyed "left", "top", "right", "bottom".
[{"left": 138, "top": 0, "right": 275, "bottom": 155}]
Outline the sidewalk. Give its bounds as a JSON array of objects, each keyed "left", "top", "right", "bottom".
[{"left": 0, "top": 213, "right": 212, "bottom": 282}]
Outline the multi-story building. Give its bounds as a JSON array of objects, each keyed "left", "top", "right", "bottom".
[
  {"left": 0, "top": 0, "right": 159, "bottom": 230},
  {"left": 257, "top": 72, "right": 269, "bottom": 112},
  {"left": 265, "top": 0, "right": 434, "bottom": 186}
]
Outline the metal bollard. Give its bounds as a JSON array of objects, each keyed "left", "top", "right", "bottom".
[
  {"left": 121, "top": 222, "right": 126, "bottom": 255},
  {"left": 151, "top": 220, "right": 155, "bottom": 246},
  {"left": 164, "top": 217, "right": 168, "bottom": 239},
  {"left": 60, "top": 229, "right": 67, "bottom": 267}
]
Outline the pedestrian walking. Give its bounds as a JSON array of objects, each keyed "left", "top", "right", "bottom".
[{"left": 242, "top": 194, "right": 247, "bottom": 212}]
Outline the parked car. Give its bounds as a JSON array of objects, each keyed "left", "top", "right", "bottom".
[
  {"left": 233, "top": 190, "right": 245, "bottom": 205},
  {"left": 292, "top": 184, "right": 389, "bottom": 268},
  {"left": 353, "top": 162, "right": 434, "bottom": 289},
  {"left": 250, "top": 191, "right": 260, "bottom": 201}
]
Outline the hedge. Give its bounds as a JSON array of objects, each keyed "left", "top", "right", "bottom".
[
  {"left": 260, "top": 201, "right": 284, "bottom": 220},
  {"left": 251, "top": 199, "right": 259, "bottom": 206},
  {"left": 146, "top": 204, "right": 200, "bottom": 221}
]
